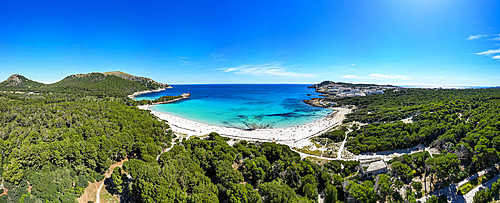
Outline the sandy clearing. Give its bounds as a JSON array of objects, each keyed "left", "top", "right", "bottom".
[{"left": 78, "top": 158, "right": 129, "bottom": 203}]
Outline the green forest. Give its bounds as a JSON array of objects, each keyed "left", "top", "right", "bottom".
[
  {"left": 325, "top": 89, "right": 500, "bottom": 173},
  {"left": 1, "top": 73, "right": 500, "bottom": 203},
  {"left": 0, "top": 89, "right": 389, "bottom": 203},
  {"left": 0, "top": 73, "right": 174, "bottom": 202},
  {"left": 0, "top": 73, "right": 169, "bottom": 97},
  {"left": 123, "top": 133, "right": 375, "bottom": 203},
  {"left": 0, "top": 92, "right": 173, "bottom": 203}
]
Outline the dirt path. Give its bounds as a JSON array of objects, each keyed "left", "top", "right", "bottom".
[
  {"left": 336, "top": 129, "right": 352, "bottom": 159},
  {"left": 157, "top": 145, "right": 173, "bottom": 161},
  {"left": 78, "top": 158, "right": 129, "bottom": 203},
  {"left": 95, "top": 173, "right": 109, "bottom": 203},
  {"left": 91, "top": 146, "right": 174, "bottom": 203},
  {"left": 0, "top": 184, "right": 7, "bottom": 197}
]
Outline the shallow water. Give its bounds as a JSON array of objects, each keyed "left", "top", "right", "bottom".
[{"left": 135, "top": 84, "right": 332, "bottom": 129}]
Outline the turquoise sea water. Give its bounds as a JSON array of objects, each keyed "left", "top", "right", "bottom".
[{"left": 135, "top": 84, "right": 332, "bottom": 130}]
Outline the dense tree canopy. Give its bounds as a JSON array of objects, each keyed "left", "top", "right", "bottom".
[
  {"left": 0, "top": 92, "right": 172, "bottom": 202},
  {"left": 2, "top": 74, "right": 500, "bottom": 203}
]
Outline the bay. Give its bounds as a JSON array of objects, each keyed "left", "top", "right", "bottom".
[{"left": 134, "top": 84, "right": 332, "bottom": 130}]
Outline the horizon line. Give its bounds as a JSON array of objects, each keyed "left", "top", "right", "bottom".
[{"left": 168, "top": 82, "right": 499, "bottom": 87}]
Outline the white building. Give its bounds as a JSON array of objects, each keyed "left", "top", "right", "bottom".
[{"left": 360, "top": 158, "right": 389, "bottom": 179}]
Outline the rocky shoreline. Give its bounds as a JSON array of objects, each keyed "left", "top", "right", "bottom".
[
  {"left": 303, "top": 98, "right": 324, "bottom": 108},
  {"left": 152, "top": 93, "right": 191, "bottom": 104},
  {"left": 127, "top": 87, "right": 172, "bottom": 99}
]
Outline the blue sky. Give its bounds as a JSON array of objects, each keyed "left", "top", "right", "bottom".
[{"left": 0, "top": 0, "right": 499, "bottom": 86}]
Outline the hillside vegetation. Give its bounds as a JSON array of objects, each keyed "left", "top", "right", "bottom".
[
  {"left": 42, "top": 73, "right": 152, "bottom": 96},
  {"left": 123, "top": 133, "right": 364, "bottom": 203},
  {"left": 0, "top": 74, "right": 378, "bottom": 203},
  {"left": 0, "top": 72, "right": 169, "bottom": 97},
  {"left": 317, "top": 88, "right": 500, "bottom": 186},
  {"left": 103, "top": 71, "right": 168, "bottom": 89},
  {"left": 0, "top": 93, "right": 172, "bottom": 202},
  {"left": 0, "top": 74, "right": 44, "bottom": 91},
  {"left": 2, "top": 74, "right": 500, "bottom": 202},
  {"left": 0, "top": 91, "right": 366, "bottom": 203}
]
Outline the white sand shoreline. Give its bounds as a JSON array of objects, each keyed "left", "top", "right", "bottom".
[
  {"left": 138, "top": 104, "right": 435, "bottom": 162},
  {"left": 138, "top": 104, "right": 351, "bottom": 146},
  {"left": 128, "top": 87, "right": 172, "bottom": 99}
]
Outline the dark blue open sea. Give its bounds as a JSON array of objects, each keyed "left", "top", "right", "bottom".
[{"left": 135, "top": 84, "right": 332, "bottom": 129}]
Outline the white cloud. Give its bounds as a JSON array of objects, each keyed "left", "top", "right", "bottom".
[
  {"left": 424, "top": 76, "right": 446, "bottom": 79},
  {"left": 477, "top": 48, "right": 500, "bottom": 61},
  {"left": 469, "top": 34, "right": 500, "bottom": 62},
  {"left": 477, "top": 48, "right": 500, "bottom": 55},
  {"left": 466, "top": 34, "right": 488, "bottom": 40},
  {"left": 223, "top": 68, "right": 237, "bottom": 72},
  {"left": 341, "top": 74, "right": 411, "bottom": 80},
  {"left": 349, "top": 64, "right": 356, "bottom": 67},
  {"left": 492, "top": 36, "right": 500, "bottom": 41},
  {"left": 220, "top": 63, "right": 314, "bottom": 78},
  {"left": 182, "top": 61, "right": 193, "bottom": 65},
  {"left": 211, "top": 53, "right": 227, "bottom": 61},
  {"left": 178, "top": 56, "right": 195, "bottom": 65},
  {"left": 341, "top": 75, "right": 361, "bottom": 79},
  {"left": 369, "top": 73, "right": 411, "bottom": 80}
]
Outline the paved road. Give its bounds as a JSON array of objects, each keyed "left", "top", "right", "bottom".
[
  {"left": 415, "top": 173, "right": 500, "bottom": 203},
  {"left": 458, "top": 163, "right": 500, "bottom": 186},
  {"left": 359, "top": 144, "right": 437, "bottom": 162},
  {"left": 463, "top": 173, "right": 500, "bottom": 203},
  {"left": 417, "top": 184, "right": 466, "bottom": 203},
  {"left": 417, "top": 162, "right": 500, "bottom": 203},
  {"left": 291, "top": 148, "right": 351, "bottom": 161}
]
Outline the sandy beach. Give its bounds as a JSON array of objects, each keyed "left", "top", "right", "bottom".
[{"left": 138, "top": 105, "right": 350, "bottom": 146}]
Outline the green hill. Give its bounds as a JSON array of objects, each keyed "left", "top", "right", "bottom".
[
  {"left": 0, "top": 74, "right": 45, "bottom": 90},
  {"left": 41, "top": 73, "right": 158, "bottom": 96},
  {"left": 0, "top": 72, "right": 169, "bottom": 97},
  {"left": 104, "top": 71, "right": 169, "bottom": 90}
]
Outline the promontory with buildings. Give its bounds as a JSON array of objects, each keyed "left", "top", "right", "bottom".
[{"left": 305, "top": 81, "right": 406, "bottom": 107}]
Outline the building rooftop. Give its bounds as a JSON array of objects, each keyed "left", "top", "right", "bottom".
[{"left": 364, "top": 160, "right": 388, "bottom": 172}]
